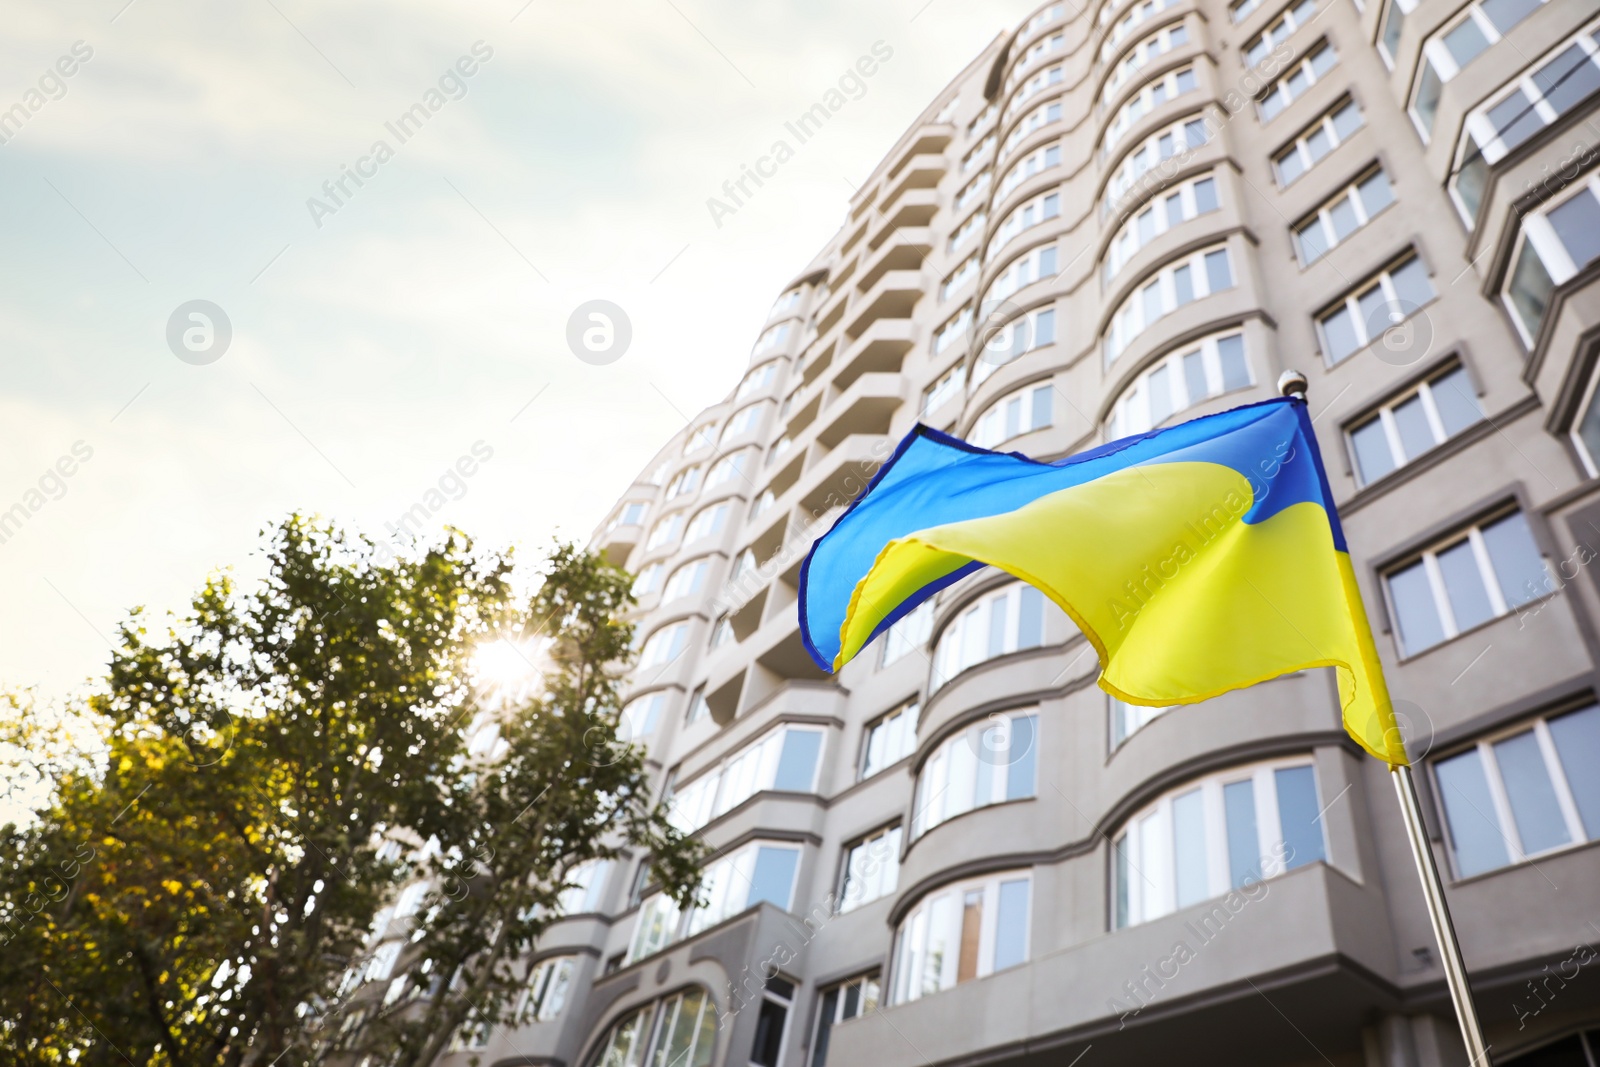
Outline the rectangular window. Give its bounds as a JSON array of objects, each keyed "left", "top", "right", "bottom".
[
  {"left": 1110, "top": 696, "right": 1174, "bottom": 748},
  {"left": 922, "top": 363, "right": 968, "bottom": 416},
  {"left": 1316, "top": 254, "right": 1435, "bottom": 364},
  {"left": 861, "top": 700, "right": 919, "bottom": 778},
  {"left": 811, "top": 974, "right": 880, "bottom": 1067},
  {"left": 1258, "top": 41, "right": 1338, "bottom": 121},
  {"left": 1384, "top": 510, "right": 1549, "bottom": 655},
  {"left": 1245, "top": 0, "right": 1317, "bottom": 68},
  {"left": 1103, "top": 171, "right": 1221, "bottom": 284},
  {"left": 1409, "top": 0, "right": 1551, "bottom": 137},
  {"left": 1435, "top": 704, "right": 1600, "bottom": 877},
  {"left": 880, "top": 600, "right": 934, "bottom": 666},
  {"left": 1273, "top": 98, "right": 1363, "bottom": 186},
  {"left": 1105, "top": 65, "right": 1200, "bottom": 150},
  {"left": 682, "top": 840, "right": 804, "bottom": 940},
  {"left": 839, "top": 824, "right": 902, "bottom": 911},
  {"left": 973, "top": 383, "right": 1053, "bottom": 448},
  {"left": 1345, "top": 365, "right": 1483, "bottom": 484},
  {"left": 941, "top": 256, "right": 979, "bottom": 301},
  {"left": 1450, "top": 19, "right": 1600, "bottom": 224},
  {"left": 998, "top": 142, "right": 1061, "bottom": 199},
  {"left": 1104, "top": 115, "right": 1211, "bottom": 216},
  {"left": 1503, "top": 175, "right": 1600, "bottom": 345},
  {"left": 523, "top": 956, "right": 575, "bottom": 1022},
  {"left": 1293, "top": 167, "right": 1395, "bottom": 264},
  {"left": 1103, "top": 23, "right": 1190, "bottom": 106},
  {"left": 1006, "top": 100, "right": 1062, "bottom": 154}
]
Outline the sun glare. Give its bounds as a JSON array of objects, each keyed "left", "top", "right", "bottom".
[{"left": 472, "top": 638, "right": 538, "bottom": 690}]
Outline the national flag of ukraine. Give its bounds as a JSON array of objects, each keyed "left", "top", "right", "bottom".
[{"left": 798, "top": 396, "right": 1408, "bottom": 766}]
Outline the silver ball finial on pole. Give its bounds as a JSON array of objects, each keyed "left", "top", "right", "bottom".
[{"left": 1277, "top": 369, "right": 1308, "bottom": 400}]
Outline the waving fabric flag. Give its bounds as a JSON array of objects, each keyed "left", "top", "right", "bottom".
[{"left": 797, "top": 396, "right": 1407, "bottom": 766}]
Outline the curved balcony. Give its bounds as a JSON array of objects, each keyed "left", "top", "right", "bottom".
[
  {"left": 844, "top": 269, "right": 926, "bottom": 340},
  {"left": 833, "top": 318, "right": 918, "bottom": 392},
  {"left": 815, "top": 372, "right": 909, "bottom": 450},
  {"left": 830, "top": 860, "right": 1402, "bottom": 1067},
  {"left": 857, "top": 226, "right": 933, "bottom": 293},
  {"left": 797, "top": 433, "right": 890, "bottom": 516},
  {"left": 596, "top": 520, "right": 645, "bottom": 567},
  {"left": 869, "top": 187, "right": 941, "bottom": 250},
  {"left": 880, "top": 154, "right": 949, "bottom": 217}
]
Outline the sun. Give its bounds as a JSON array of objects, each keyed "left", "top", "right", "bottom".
[{"left": 471, "top": 638, "right": 538, "bottom": 690}]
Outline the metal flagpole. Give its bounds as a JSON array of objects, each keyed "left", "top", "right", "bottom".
[
  {"left": 1391, "top": 763, "right": 1492, "bottom": 1065},
  {"left": 1277, "top": 370, "right": 1492, "bottom": 1064}
]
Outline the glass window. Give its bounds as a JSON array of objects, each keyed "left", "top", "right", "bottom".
[
  {"left": 589, "top": 989, "right": 717, "bottom": 1067},
  {"left": 1112, "top": 757, "right": 1326, "bottom": 927},
  {"left": 1345, "top": 365, "right": 1483, "bottom": 484},
  {"left": 684, "top": 503, "right": 729, "bottom": 542},
  {"left": 637, "top": 624, "right": 690, "bottom": 671},
  {"left": 523, "top": 955, "right": 575, "bottom": 1022},
  {"left": 811, "top": 973, "right": 880, "bottom": 1067},
  {"left": 1105, "top": 245, "right": 1235, "bottom": 365},
  {"left": 1104, "top": 116, "right": 1211, "bottom": 216},
  {"left": 880, "top": 600, "right": 934, "bottom": 666},
  {"left": 1274, "top": 99, "right": 1363, "bottom": 186},
  {"left": 839, "top": 824, "right": 902, "bottom": 912},
  {"left": 1569, "top": 358, "right": 1600, "bottom": 476},
  {"left": 1110, "top": 696, "right": 1174, "bottom": 747},
  {"left": 1436, "top": 705, "right": 1600, "bottom": 877},
  {"left": 662, "top": 558, "right": 710, "bottom": 601},
  {"left": 634, "top": 841, "right": 805, "bottom": 958},
  {"left": 1384, "top": 511, "right": 1549, "bottom": 655},
  {"left": 1450, "top": 18, "right": 1600, "bottom": 223},
  {"left": 1259, "top": 42, "right": 1338, "bottom": 121},
  {"left": 1317, "top": 254, "right": 1436, "bottom": 364},
  {"left": 1109, "top": 331, "right": 1253, "bottom": 437},
  {"left": 861, "top": 700, "right": 919, "bottom": 778},
  {"left": 892, "top": 872, "right": 1031, "bottom": 1002},
  {"left": 1504, "top": 177, "right": 1600, "bottom": 344},
  {"left": 667, "top": 724, "right": 828, "bottom": 832},
  {"left": 931, "top": 582, "right": 1059, "bottom": 687},
  {"left": 1293, "top": 167, "right": 1397, "bottom": 264},
  {"left": 973, "top": 383, "right": 1054, "bottom": 448},
  {"left": 912, "top": 710, "right": 1038, "bottom": 836}
]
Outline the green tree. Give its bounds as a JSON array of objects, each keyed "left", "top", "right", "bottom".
[
  {"left": 0, "top": 518, "right": 700, "bottom": 1067},
  {"left": 355, "top": 543, "right": 705, "bottom": 1067}
]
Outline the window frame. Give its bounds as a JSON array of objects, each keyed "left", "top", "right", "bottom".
[
  {"left": 891, "top": 870, "right": 1033, "bottom": 1003},
  {"left": 1380, "top": 507, "right": 1551, "bottom": 656},
  {"left": 860, "top": 700, "right": 920, "bottom": 779},
  {"left": 911, "top": 708, "right": 1040, "bottom": 837},
  {"left": 1343, "top": 362, "right": 1484, "bottom": 485},
  {"left": 1314, "top": 252, "right": 1435, "bottom": 365},
  {"left": 838, "top": 822, "right": 903, "bottom": 912},
  {"left": 1104, "top": 243, "right": 1236, "bottom": 366},
  {"left": 1407, "top": 0, "right": 1553, "bottom": 139},
  {"left": 1290, "top": 164, "right": 1397, "bottom": 265},
  {"left": 1432, "top": 704, "right": 1599, "bottom": 879},
  {"left": 1111, "top": 756, "right": 1327, "bottom": 929},
  {"left": 1272, "top": 96, "right": 1363, "bottom": 186},
  {"left": 1256, "top": 39, "right": 1339, "bottom": 122},
  {"left": 1108, "top": 329, "right": 1253, "bottom": 437}
]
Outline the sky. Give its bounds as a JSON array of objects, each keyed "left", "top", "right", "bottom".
[{"left": 0, "top": 0, "right": 1039, "bottom": 702}]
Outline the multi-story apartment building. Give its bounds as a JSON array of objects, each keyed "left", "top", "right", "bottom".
[{"left": 433, "top": 1, "right": 1600, "bottom": 1065}]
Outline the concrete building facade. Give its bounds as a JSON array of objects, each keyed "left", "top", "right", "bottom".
[{"left": 444, "top": 1, "right": 1600, "bottom": 1064}]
